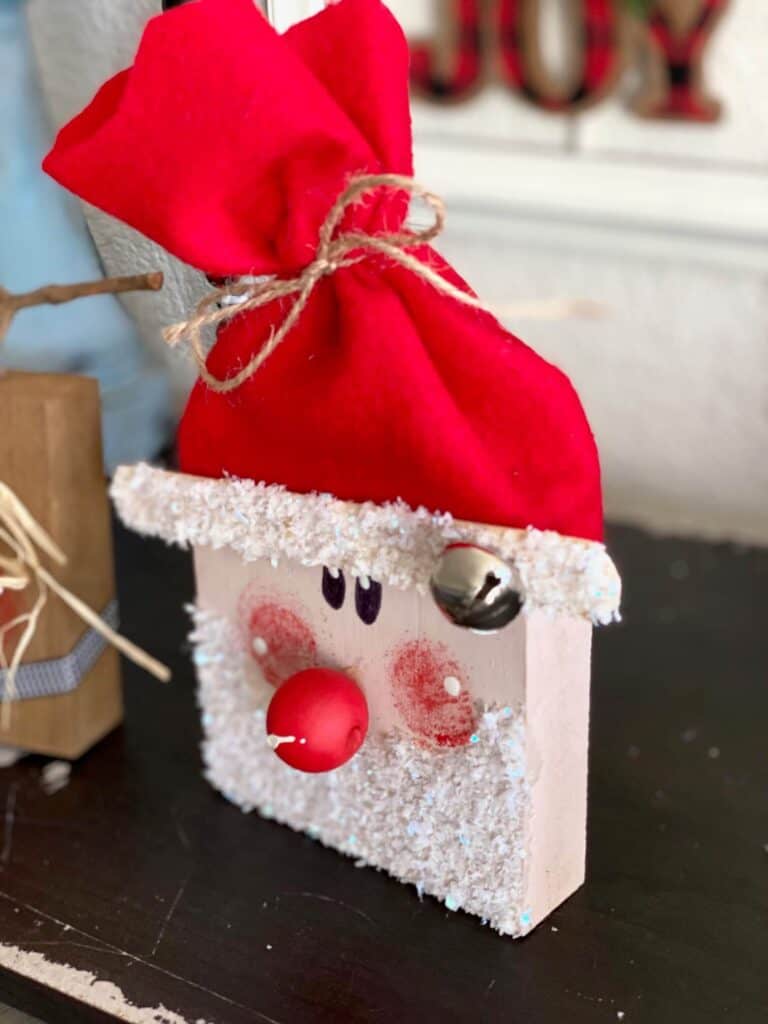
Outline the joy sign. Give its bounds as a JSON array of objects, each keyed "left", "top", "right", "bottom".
[{"left": 409, "top": 0, "right": 730, "bottom": 121}]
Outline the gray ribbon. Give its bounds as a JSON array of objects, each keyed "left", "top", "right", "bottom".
[{"left": 0, "top": 600, "right": 119, "bottom": 701}]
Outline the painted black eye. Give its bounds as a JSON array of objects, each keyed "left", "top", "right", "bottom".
[
  {"left": 162, "top": 0, "right": 193, "bottom": 10},
  {"left": 355, "top": 577, "right": 382, "bottom": 625},
  {"left": 322, "top": 567, "right": 346, "bottom": 610}
]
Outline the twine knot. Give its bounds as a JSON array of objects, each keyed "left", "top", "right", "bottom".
[
  {"left": 164, "top": 172, "right": 604, "bottom": 395},
  {"left": 162, "top": 173, "right": 453, "bottom": 394}
]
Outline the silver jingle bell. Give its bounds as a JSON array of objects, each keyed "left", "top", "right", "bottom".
[{"left": 430, "top": 544, "right": 523, "bottom": 632}]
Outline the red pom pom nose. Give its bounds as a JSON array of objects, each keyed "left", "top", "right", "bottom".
[{"left": 266, "top": 668, "right": 368, "bottom": 773}]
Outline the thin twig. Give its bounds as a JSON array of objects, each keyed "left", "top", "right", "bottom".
[{"left": 0, "top": 272, "right": 163, "bottom": 342}]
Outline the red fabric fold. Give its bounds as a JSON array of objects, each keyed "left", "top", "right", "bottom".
[{"left": 44, "top": 0, "right": 603, "bottom": 542}]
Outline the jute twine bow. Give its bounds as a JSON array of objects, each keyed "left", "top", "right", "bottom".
[
  {"left": 0, "top": 482, "right": 170, "bottom": 725},
  {"left": 164, "top": 173, "right": 601, "bottom": 394}
]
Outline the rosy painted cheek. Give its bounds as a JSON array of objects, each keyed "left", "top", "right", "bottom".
[
  {"left": 390, "top": 640, "right": 475, "bottom": 748},
  {"left": 240, "top": 599, "right": 318, "bottom": 688}
]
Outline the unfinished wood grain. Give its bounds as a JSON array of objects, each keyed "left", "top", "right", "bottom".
[{"left": 0, "top": 372, "right": 122, "bottom": 757}]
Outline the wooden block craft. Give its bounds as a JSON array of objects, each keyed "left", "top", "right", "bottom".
[
  {"left": 113, "top": 466, "right": 619, "bottom": 936},
  {"left": 0, "top": 373, "right": 122, "bottom": 758},
  {"left": 45, "top": 0, "right": 622, "bottom": 935}
]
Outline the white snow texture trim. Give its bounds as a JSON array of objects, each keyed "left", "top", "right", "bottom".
[
  {"left": 113, "top": 463, "right": 621, "bottom": 624},
  {"left": 192, "top": 608, "right": 534, "bottom": 937}
]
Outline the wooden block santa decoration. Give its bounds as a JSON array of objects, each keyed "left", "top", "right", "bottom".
[{"left": 44, "top": 0, "right": 621, "bottom": 936}]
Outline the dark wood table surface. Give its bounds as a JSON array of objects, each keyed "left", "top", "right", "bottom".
[{"left": 0, "top": 522, "right": 765, "bottom": 1024}]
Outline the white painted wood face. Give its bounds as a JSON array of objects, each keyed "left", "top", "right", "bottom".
[
  {"left": 192, "top": 542, "right": 593, "bottom": 934},
  {"left": 194, "top": 544, "right": 528, "bottom": 737}
]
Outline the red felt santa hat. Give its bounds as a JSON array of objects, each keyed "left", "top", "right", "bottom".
[{"left": 44, "top": 0, "right": 620, "bottom": 624}]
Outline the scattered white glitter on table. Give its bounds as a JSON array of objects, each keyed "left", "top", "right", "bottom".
[{"left": 40, "top": 760, "right": 71, "bottom": 796}]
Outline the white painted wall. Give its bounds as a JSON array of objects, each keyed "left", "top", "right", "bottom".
[{"left": 26, "top": 0, "right": 768, "bottom": 544}]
